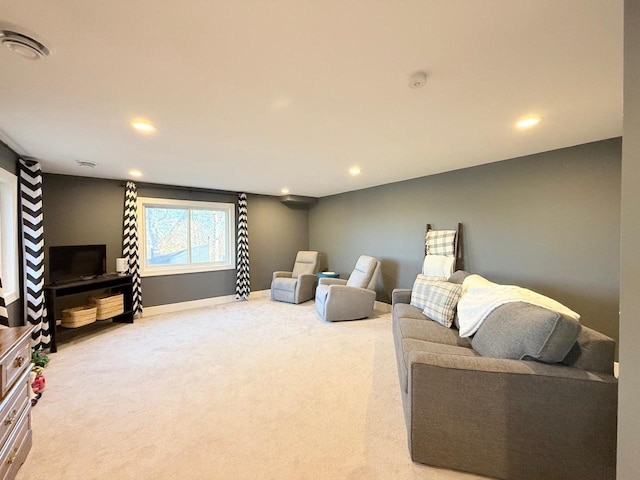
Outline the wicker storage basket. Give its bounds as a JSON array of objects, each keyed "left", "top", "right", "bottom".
[
  {"left": 61, "top": 305, "right": 97, "bottom": 328},
  {"left": 90, "top": 293, "right": 124, "bottom": 320}
]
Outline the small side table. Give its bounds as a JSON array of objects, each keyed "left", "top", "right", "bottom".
[{"left": 317, "top": 271, "right": 340, "bottom": 279}]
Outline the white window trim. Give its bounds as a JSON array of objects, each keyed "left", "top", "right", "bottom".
[
  {"left": 0, "top": 168, "right": 19, "bottom": 304},
  {"left": 137, "top": 197, "right": 236, "bottom": 277}
]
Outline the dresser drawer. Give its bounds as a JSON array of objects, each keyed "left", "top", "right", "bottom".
[
  {"left": 0, "top": 341, "right": 30, "bottom": 399},
  {"left": 0, "top": 370, "right": 29, "bottom": 450},
  {"left": 0, "top": 407, "right": 31, "bottom": 480}
]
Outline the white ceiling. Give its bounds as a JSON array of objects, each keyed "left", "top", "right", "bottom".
[{"left": 0, "top": 1, "right": 623, "bottom": 197}]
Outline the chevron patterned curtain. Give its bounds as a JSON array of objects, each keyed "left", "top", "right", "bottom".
[
  {"left": 122, "top": 181, "right": 142, "bottom": 315},
  {"left": 0, "top": 278, "right": 8, "bottom": 325},
  {"left": 235, "top": 193, "right": 250, "bottom": 300},
  {"left": 19, "top": 159, "right": 49, "bottom": 349}
]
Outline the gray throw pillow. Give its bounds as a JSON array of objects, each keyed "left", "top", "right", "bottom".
[
  {"left": 471, "top": 302, "right": 582, "bottom": 364},
  {"left": 448, "top": 270, "right": 471, "bottom": 284}
]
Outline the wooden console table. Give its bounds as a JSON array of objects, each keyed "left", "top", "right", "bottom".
[{"left": 44, "top": 274, "right": 134, "bottom": 353}]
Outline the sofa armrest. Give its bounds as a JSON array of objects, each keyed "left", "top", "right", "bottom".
[
  {"left": 325, "top": 285, "right": 376, "bottom": 320},
  {"left": 319, "top": 277, "right": 347, "bottom": 286},
  {"left": 392, "top": 288, "right": 412, "bottom": 306},
  {"left": 406, "top": 351, "right": 617, "bottom": 479},
  {"left": 272, "top": 271, "right": 292, "bottom": 283}
]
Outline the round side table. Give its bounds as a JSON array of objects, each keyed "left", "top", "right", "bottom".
[{"left": 317, "top": 271, "right": 340, "bottom": 279}]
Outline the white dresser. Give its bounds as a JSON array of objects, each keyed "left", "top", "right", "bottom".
[{"left": 0, "top": 327, "right": 33, "bottom": 480}]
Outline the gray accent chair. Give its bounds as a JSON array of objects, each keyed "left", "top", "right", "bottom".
[
  {"left": 271, "top": 251, "right": 320, "bottom": 304},
  {"left": 315, "top": 255, "right": 381, "bottom": 322}
]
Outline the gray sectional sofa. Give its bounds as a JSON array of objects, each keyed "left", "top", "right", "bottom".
[{"left": 392, "top": 272, "right": 618, "bottom": 480}]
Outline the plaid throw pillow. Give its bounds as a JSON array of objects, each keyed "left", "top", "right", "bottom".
[
  {"left": 411, "top": 274, "right": 434, "bottom": 310},
  {"left": 426, "top": 229, "right": 456, "bottom": 257},
  {"left": 410, "top": 275, "right": 462, "bottom": 328}
]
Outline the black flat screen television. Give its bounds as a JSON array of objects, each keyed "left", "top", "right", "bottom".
[{"left": 49, "top": 244, "right": 107, "bottom": 284}]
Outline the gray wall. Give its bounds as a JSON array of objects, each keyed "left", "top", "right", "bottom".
[
  {"left": 309, "top": 138, "right": 621, "bottom": 348},
  {"left": 42, "top": 174, "right": 309, "bottom": 307},
  {"left": 0, "top": 143, "right": 21, "bottom": 326},
  {"left": 43, "top": 176, "right": 124, "bottom": 281},
  {"left": 0, "top": 143, "right": 18, "bottom": 175},
  {"left": 247, "top": 194, "right": 309, "bottom": 290},
  {"left": 617, "top": 1, "right": 640, "bottom": 477}
]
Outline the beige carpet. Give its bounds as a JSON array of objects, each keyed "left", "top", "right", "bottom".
[{"left": 17, "top": 298, "right": 485, "bottom": 480}]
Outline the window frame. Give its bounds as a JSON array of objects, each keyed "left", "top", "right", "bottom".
[
  {"left": 0, "top": 168, "right": 19, "bottom": 304},
  {"left": 137, "top": 197, "right": 236, "bottom": 277}
]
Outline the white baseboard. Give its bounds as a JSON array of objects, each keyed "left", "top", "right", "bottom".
[
  {"left": 142, "top": 289, "right": 270, "bottom": 317},
  {"left": 142, "top": 290, "right": 391, "bottom": 318}
]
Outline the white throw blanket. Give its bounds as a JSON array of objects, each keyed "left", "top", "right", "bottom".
[
  {"left": 421, "top": 255, "right": 455, "bottom": 279},
  {"left": 456, "top": 274, "right": 581, "bottom": 338}
]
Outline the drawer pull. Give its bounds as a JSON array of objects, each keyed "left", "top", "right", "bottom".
[
  {"left": 5, "top": 447, "right": 18, "bottom": 465},
  {"left": 13, "top": 356, "right": 25, "bottom": 368},
  {"left": 3, "top": 409, "right": 17, "bottom": 426}
]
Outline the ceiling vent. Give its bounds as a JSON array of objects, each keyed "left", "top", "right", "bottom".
[
  {"left": 0, "top": 29, "right": 50, "bottom": 60},
  {"left": 76, "top": 160, "right": 97, "bottom": 168}
]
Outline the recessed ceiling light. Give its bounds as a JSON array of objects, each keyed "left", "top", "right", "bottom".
[
  {"left": 281, "top": 188, "right": 290, "bottom": 194},
  {"left": 130, "top": 120, "right": 156, "bottom": 133},
  {"left": 128, "top": 169, "right": 142, "bottom": 177},
  {"left": 516, "top": 116, "right": 541, "bottom": 129},
  {"left": 349, "top": 167, "right": 362, "bottom": 176},
  {"left": 272, "top": 97, "right": 292, "bottom": 111}
]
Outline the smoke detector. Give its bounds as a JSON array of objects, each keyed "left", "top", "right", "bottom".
[
  {"left": 409, "top": 71, "right": 427, "bottom": 89},
  {"left": 0, "top": 28, "right": 50, "bottom": 60}
]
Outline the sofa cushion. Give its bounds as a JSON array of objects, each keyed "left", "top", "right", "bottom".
[
  {"left": 398, "top": 338, "right": 478, "bottom": 392},
  {"left": 396, "top": 314, "right": 472, "bottom": 348},
  {"left": 272, "top": 277, "right": 297, "bottom": 292},
  {"left": 395, "top": 303, "right": 428, "bottom": 320},
  {"left": 471, "top": 302, "right": 582, "bottom": 364}
]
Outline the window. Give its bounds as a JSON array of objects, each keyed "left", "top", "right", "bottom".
[
  {"left": 138, "top": 197, "right": 235, "bottom": 277},
  {"left": 0, "top": 168, "right": 19, "bottom": 304}
]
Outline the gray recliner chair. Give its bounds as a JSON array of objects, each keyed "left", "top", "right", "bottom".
[
  {"left": 315, "top": 255, "right": 381, "bottom": 322},
  {"left": 271, "top": 251, "right": 320, "bottom": 304}
]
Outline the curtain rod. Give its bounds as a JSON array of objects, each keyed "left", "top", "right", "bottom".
[{"left": 119, "top": 181, "right": 240, "bottom": 196}]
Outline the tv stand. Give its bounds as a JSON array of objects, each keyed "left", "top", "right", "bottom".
[{"left": 44, "top": 274, "right": 134, "bottom": 353}]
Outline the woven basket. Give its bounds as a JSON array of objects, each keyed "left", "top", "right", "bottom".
[
  {"left": 61, "top": 305, "right": 97, "bottom": 328},
  {"left": 90, "top": 293, "right": 124, "bottom": 320}
]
